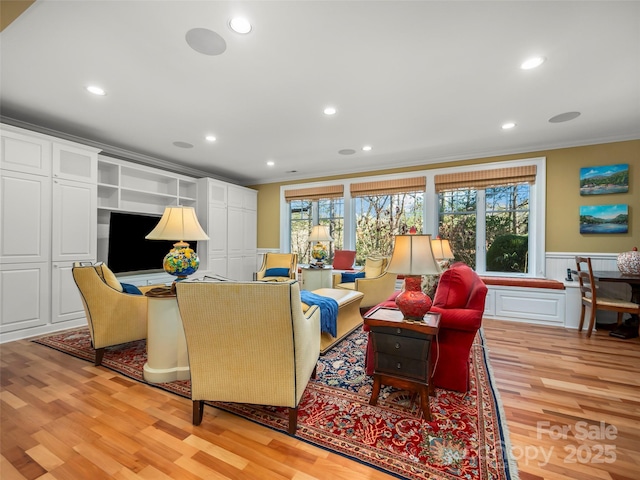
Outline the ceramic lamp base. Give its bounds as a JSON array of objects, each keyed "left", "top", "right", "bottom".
[
  {"left": 163, "top": 241, "right": 200, "bottom": 279},
  {"left": 395, "top": 275, "right": 432, "bottom": 321}
]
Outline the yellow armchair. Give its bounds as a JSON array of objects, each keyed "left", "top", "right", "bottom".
[
  {"left": 72, "top": 262, "right": 157, "bottom": 366},
  {"left": 175, "top": 280, "right": 320, "bottom": 434},
  {"left": 333, "top": 256, "right": 398, "bottom": 309},
  {"left": 256, "top": 252, "right": 298, "bottom": 282}
]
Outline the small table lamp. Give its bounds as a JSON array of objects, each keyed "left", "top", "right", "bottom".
[
  {"left": 308, "top": 225, "right": 333, "bottom": 266},
  {"left": 145, "top": 206, "right": 209, "bottom": 281},
  {"left": 431, "top": 237, "right": 455, "bottom": 269},
  {"left": 387, "top": 233, "right": 441, "bottom": 321}
]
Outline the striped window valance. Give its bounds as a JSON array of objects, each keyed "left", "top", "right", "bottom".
[
  {"left": 434, "top": 165, "right": 537, "bottom": 192},
  {"left": 284, "top": 184, "right": 344, "bottom": 202},
  {"left": 350, "top": 176, "right": 426, "bottom": 197}
]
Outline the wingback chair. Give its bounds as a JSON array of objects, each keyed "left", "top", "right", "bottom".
[
  {"left": 364, "top": 262, "right": 487, "bottom": 392},
  {"left": 72, "top": 262, "right": 157, "bottom": 366},
  {"left": 175, "top": 280, "right": 321, "bottom": 434},
  {"left": 255, "top": 252, "right": 298, "bottom": 281},
  {"left": 333, "top": 256, "right": 398, "bottom": 309}
]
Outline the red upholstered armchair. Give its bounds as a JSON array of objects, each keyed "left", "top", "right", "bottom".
[
  {"left": 364, "top": 262, "right": 487, "bottom": 392},
  {"left": 429, "top": 262, "right": 487, "bottom": 392}
]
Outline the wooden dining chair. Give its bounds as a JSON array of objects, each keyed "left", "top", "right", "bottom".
[{"left": 575, "top": 256, "right": 640, "bottom": 337}]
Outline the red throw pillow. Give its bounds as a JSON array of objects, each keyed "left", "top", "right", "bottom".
[{"left": 332, "top": 250, "right": 356, "bottom": 270}]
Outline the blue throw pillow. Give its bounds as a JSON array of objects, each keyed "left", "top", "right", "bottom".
[
  {"left": 341, "top": 272, "right": 365, "bottom": 283},
  {"left": 121, "top": 283, "right": 143, "bottom": 295},
  {"left": 265, "top": 267, "right": 289, "bottom": 277}
]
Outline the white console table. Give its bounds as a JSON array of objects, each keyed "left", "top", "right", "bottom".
[
  {"left": 301, "top": 266, "right": 333, "bottom": 290},
  {"left": 143, "top": 288, "right": 190, "bottom": 383}
]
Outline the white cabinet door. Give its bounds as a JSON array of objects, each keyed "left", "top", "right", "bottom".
[
  {"left": 0, "top": 262, "right": 50, "bottom": 333},
  {"left": 51, "top": 261, "right": 86, "bottom": 323},
  {"left": 52, "top": 178, "right": 97, "bottom": 262},
  {"left": 0, "top": 170, "right": 51, "bottom": 264},
  {"left": 53, "top": 143, "right": 98, "bottom": 183},
  {"left": 209, "top": 256, "right": 228, "bottom": 277},
  {"left": 208, "top": 203, "right": 227, "bottom": 257},
  {"left": 0, "top": 128, "right": 51, "bottom": 176},
  {"left": 242, "top": 255, "right": 257, "bottom": 281},
  {"left": 227, "top": 255, "right": 243, "bottom": 280},
  {"left": 242, "top": 209, "right": 257, "bottom": 254},
  {"left": 227, "top": 206, "right": 243, "bottom": 257}
]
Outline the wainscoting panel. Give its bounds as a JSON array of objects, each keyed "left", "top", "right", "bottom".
[{"left": 491, "top": 287, "right": 566, "bottom": 326}]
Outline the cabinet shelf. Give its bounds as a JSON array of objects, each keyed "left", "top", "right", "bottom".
[{"left": 97, "top": 156, "right": 198, "bottom": 215}]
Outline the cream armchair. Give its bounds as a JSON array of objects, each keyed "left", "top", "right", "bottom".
[
  {"left": 333, "top": 256, "right": 398, "bottom": 309},
  {"left": 255, "top": 252, "right": 298, "bottom": 281},
  {"left": 72, "top": 262, "right": 157, "bottom": 366},
  {"left": 175, "top": 280, "right": 320, "bottom": 434}
]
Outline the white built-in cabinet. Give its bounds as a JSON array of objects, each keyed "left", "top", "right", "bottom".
[
  {"left": 197, "top": 178, "right": 257, "bottom": 281},
  {"left": 0, "top": 124, "right": 100, "bottom": 339}
]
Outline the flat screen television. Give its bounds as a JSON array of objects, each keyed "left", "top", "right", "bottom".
[{"left": 107, "top": 212, "right": 186, "bottom": 275}]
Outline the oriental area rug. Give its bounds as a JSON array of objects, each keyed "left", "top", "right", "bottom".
[{"left": 33, "top": 327, "right": 517, "bottom": 480}]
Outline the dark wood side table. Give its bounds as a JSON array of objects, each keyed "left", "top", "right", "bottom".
[{"left": 364, "top": 306, "right": 440, "bottom": 421}]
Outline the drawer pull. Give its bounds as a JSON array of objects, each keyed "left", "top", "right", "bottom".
[
  {"left": 395, "top": 342, "right": 400, "bottom": 349},
  {"left": 396, "top": 362, "right": 402, "bottom": 369},
  {"left": 396, "top": 328, "right": 402, "bottom": 334}
]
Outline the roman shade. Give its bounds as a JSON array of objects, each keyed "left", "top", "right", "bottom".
[
  {"left": 284, "top": 185, "right": 344, "bottom": 202},
  {"left": 434, "top": 166, "right": 536, "bottom": 192},
  {"left": 350, "top": 177, "right": 426, "bottom": 197}
]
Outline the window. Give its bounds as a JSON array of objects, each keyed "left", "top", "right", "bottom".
[
  {"left": 285, "top": 185, "right": 344, "bottom": 264},
  {"left": 354, "top": 192, "right": 423, "bottom": 264},
  {"left": 436, "top": 164, "right": 537, "bottom": 275}
]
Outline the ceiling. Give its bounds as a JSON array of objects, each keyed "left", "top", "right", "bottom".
[{"left": 1, "top": 1, "right": 639, "bottom": 186}]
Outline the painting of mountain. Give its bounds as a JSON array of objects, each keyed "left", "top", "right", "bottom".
[
  {"left": 580, "top": 164, "right": 629, "bottom": 195},
  {"left": 579, "top": 204, "right": 628, "bottom": 234}
]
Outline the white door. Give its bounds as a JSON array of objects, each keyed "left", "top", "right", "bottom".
[{"left": 0, "top": 262, "right": 50, "bottom": 333}]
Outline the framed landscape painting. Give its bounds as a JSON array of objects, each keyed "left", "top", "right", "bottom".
[
  {"left": 580, "top": 163, "right": 629, "bottom": 195},
  {"left": 579, "top": 204, "right": 628, "bottom": 234}
]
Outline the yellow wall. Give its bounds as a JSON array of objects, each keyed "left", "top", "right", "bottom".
[{"left": 250, "top": 140, "right": 640, "bottom": 253}]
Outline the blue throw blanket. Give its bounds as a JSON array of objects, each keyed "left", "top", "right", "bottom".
[{"left": 300, "top": 290, "right": 339, "bottom": 338}]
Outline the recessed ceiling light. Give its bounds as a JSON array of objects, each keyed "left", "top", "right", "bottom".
[
  {"left": 173, "top": 141, "right": 194, "bottom": 149},
  {"left": 205, "top": 135, "right": 216, "bottom": 142},
  {"left": 229, "top": 17, "right": 252, "bottom": 34},
  {"left": 521, "top": 56, "right": 546, "bottom": 70},
  {"left": 324, "top": 106, "right": 337, "bottom": 115},
  {"left": 267, "top": 161, "right": 275, "bottom": 167},
  {"left": 501, "top": 122, "right": 516, "bottom": 130},
  {"left": 362, "top": 145, "right": 372, "bottom": 151},
  {"left": 86, "top": 85, "right": 106, "bottom": 96},
  {"left": 338, "top": 149, "right": 356, "bottom": 155}
]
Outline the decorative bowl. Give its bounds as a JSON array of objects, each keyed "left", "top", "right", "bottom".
[{"left": 617, "top": 247, "right": 640, "bottom": 275}]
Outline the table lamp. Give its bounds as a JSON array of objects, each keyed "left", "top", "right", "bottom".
[
  {"left": 431, "top": 237, "right": 455, "bottom": 269},
  {"left": 308, "top": 225, "right": 333, "bottom": 266},
  {"left": 386, "top": 233, "right": 441, "bottom": 321},
  {"left": 145, "top": 206, "right": 209, "bottom": 280}
]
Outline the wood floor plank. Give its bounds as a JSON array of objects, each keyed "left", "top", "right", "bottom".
[{"left": 2, "top": 319, "right": 639, "bottom": 479}]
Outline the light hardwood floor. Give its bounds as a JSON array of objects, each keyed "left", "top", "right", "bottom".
[{"left": 1, "top": 319, "right": 639, "bottom": 479}]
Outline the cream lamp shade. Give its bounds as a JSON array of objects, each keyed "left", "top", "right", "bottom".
[
  {"left": 308, "top": 225, "right": 333, "bottom": 242},
  {"left": 387, "top": 234, "right": 441, "bottom": 276},
  {"left": 431, "top": 238, "right": 454, "bottom": 261},
  {"left": 145, "top": 206, "right": 209, "bottom": 280},
  {"left": 146, "top": 206, "right": 209, "bottom": 244},
  {"left": 387, "top": 234, "right": 441, "bottom": 321}
]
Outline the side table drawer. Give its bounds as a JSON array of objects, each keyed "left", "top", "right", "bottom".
[
  {"left": 375, "top": 353, "right": 428, "bottom": 382},
  {"left": 372, "top": 331, "right": 430, "bottom": 361}
]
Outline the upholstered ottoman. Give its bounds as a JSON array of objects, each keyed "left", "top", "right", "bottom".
[{"left": 308, "top": 288, "right": 364, "bottom": 354}]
